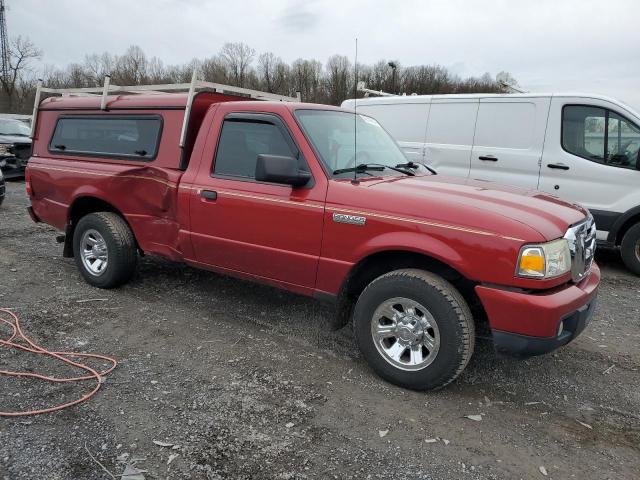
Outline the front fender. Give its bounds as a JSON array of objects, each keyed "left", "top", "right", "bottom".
[{"left": 350, "top": 231, "right": 473, "bottom": 279}]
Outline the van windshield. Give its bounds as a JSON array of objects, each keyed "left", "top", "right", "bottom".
[{"left": 295, "top": 109, "right": 416, "bottom": 177}]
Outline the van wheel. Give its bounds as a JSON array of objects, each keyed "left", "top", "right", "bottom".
[
  {"left": 620, "top": 223, "right": 640, "bottom": 276},
  {"left": 73, "top": 212, "right": 138, "bottom": 288},
  {"left": 353, "top": 269, "right": 475, "bottom": 390}
]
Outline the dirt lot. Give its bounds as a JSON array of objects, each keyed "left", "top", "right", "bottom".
[{"left": 0, "top": 180, "right": 639, "bottom": 480}]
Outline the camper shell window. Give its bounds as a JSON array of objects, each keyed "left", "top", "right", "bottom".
[{"left": 49, "top": 115, "right": 162, "bottom": 160}]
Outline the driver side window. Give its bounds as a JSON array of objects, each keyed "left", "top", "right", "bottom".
[
  {"left": 562, "top": 105, "right": 640, "bottom": 170},
  {"left": 213, "top": 118, "right": 298, "bottom": 179}
]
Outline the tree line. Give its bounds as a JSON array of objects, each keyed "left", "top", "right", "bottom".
[{"left": 0, "top": 41, "right": 514, "bottom": 113}]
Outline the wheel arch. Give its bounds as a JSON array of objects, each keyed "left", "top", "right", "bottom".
[
  {"left": 332, "top": 249, "right": 487, "bottom": 331},
  {"left": 65, "top": 195, "right": 138, "bottom": 257},
  {"left": 610, "top": 206, "right": 640, "bottom": 245}
]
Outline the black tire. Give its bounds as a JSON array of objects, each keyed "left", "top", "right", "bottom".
[
  {"left": 620, "top": 223, "right": 640, "bottom": 276},
  {"left": 353, "top": 269, "right": 475, "bottom": 390},
  {"left": 72, "top": 212, "right": 138, "bottom": 288}
]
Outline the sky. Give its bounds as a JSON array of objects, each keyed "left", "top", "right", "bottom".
[{"left": 9, "top": 0, "right": 640, "bottom": 112}]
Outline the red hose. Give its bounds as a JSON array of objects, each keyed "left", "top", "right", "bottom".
[{"left": 0, "top": 308, "right": 117, "bottom": 416}]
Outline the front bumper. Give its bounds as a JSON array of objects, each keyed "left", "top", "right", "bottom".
[
  {"left": 475, "top": 263, "right": 600, "bottom": 357},
  {"left": 0, "top": 156, "right": 27, "bottom": 178},
  {"left": 491, "top": 298, "right": 597, "bottom": 356}
]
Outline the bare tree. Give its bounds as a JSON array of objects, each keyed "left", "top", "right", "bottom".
[
  {"left": 200, "top": 55, "right": 228, "bottom": 84},
  {"left": 325, "top": 55, "right": 352, "bottom": 105},
  {"left": 113, "top": 45, "right": 148, "bottom": 85},
  {"left": 0, "top": 36, "right": 41, "bottom": 110},
  {"left": 258, "top": 52, "right": 289, "bottom": 94},
  {"left": 291, "top": 58, "right": 323, "bottom": 102},
  {"left": 4, "top": 41, "right": 512, "bottom": 113},
  {"left": 220, "top": 42, "right": 255, "bottom": 87}
]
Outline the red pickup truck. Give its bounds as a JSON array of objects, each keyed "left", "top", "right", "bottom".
[{"left": 25, "top": 79, "right": 599, "bottom": 390}]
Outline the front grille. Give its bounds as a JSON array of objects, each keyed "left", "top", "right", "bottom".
[
  {"left": 10, "top": 143, "right": 32, "bottom": 164},
  {"left": 564, "top": 215, "right": 596, "bottom": 283}
]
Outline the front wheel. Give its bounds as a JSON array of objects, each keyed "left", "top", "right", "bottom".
[
  {"left": 72, "top": 212, "right": 138, "bottom": 288},
  {"left": 353, "top": 269, "right": 475, "bottom": 390},
  {"left": 621, "top": 223, "right": 640, "bottom": 276}
]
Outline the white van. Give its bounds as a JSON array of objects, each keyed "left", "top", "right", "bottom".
[{"left": 342, "top": 93, "right": 640, "bottom": 274}]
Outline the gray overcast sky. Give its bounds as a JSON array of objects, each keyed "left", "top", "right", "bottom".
[{"left": 9, "top": 0, "right": 640, "bottom": 111}]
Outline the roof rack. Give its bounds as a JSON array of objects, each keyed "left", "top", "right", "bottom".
[{"left": 30, "top": 71, "right": 302, "bottom": 148}]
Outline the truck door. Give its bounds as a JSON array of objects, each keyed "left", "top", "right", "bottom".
[
  {"left": 539, "top": 98, "right": 640, "bottom": 238},
  {"left": 188, "top": 110, "right": 326, "bottom": 290},
  {"left": 469, "top": 97, "right": 550, "bottom": 189}
]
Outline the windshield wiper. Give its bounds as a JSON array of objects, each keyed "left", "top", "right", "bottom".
[
  {"left": 333, "top": 163, "right": 414, "bottom": 176},
  {"left": 395, "top": 161, "right": 437, "bottom": 175}
]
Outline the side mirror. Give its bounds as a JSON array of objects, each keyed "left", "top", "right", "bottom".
[{"left": 255, "top": 154, "right": 311, "bottom": 187}]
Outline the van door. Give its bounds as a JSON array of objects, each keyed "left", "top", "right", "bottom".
[
  {"left": 424, "top": 98, "right": 479, "bottom": 177},
  {"left": 356, "top": 102, "right": 429, "bottom": 162},
  {"left": 539, "top": 98, "right": 640, "bottom": 239},
  {"left": 469, "top": 97, "right": 551, "bottom": 188}
]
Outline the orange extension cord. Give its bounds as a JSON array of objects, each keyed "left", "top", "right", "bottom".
[{"left": 0, "top": 308, "right": 117, "bottom": 417}]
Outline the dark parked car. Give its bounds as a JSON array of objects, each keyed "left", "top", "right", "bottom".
[{"left": 0, "top": 118, "right": 32, "bottom": 178}]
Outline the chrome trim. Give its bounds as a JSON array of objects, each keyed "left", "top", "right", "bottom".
[
  {"left": 564, "top": 215, "right": 596, "bottom": 283},
  {"left": 333, "top": 213, "right": 366, "bottom": 226}
]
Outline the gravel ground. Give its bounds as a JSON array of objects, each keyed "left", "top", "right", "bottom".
[{"left": 1, "top": 180, "right": 639, "bottom": 480}]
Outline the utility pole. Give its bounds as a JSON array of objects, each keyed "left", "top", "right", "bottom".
[
  {"left": 388, "top": 61, "right": 397, "bottom": 94},
  {"left": 0, "top": 0, "right": 9, "bottom": 82}
]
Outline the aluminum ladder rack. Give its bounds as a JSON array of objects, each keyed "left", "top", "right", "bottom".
[{"left": 30, "top": 71, "right": 301, "bottom": 148}]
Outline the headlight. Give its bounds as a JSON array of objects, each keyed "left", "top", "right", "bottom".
[
  {"left": 517, "top": 239, "right": 571, "bottom": 278},
  {"left": 0, "top": 143, "right": 14, "bottom": 156}
]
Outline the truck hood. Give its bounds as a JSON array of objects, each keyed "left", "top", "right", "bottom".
[
  {"left": 0, "top": 134, "right": 32, "bottom": 144},
  {"left": 361, "top": 174, "right": 588, "bottom": 241}
]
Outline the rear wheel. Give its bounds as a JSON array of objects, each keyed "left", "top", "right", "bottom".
[
  {"left": 353, "top": 269, "right": 475, "bottom": 390},
  {"left": 620, "top": 222, "right": 640, "bottom": 276},
  {"left": 72, "top": 212, "right": 138, "bottom": 288}
]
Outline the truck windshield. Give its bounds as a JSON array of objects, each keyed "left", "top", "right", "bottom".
[
  {"left": 295, "top": 109, "right": 415, "bottom": 177},
  {"left": 0, "top": 119, "right": 30, "bottom": 137}
]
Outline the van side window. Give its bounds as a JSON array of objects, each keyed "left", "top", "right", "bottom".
[
  {"left": 562, "top": 105, "right": 640, "bottom": 170},
  {"left": 49, "top": 116, "right": 161, "bottom": 160},
  {"left": 213, "top": 119, "right": 297, "bottom": 179},
  {"left": 608, "top": 111, "right": 640, "bottom": 169}
]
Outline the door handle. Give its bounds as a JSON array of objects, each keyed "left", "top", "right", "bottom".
[
  {"left": 547, "top": 163, "right": 570, "bottom": 170},
  {"left": 200, "top": 190, "right": 217, "bottom": 200},
  {"left": 478, "top": 155, "right": 498, "bottom": 162}
]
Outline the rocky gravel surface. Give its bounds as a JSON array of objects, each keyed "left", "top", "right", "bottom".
[{"left": 1, "top": 180, "right": 639, "bottom": 479}]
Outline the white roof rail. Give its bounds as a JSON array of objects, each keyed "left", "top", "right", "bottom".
[
  {"left": 356, "top": 81, "right": 395, "bottom": 97},
  {"left": 30, "top": 74, "right": 302, "bottom": 147}
]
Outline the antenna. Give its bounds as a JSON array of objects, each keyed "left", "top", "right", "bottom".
[{"left": 352, "top": 38, "right": 359, "bottom": 185}]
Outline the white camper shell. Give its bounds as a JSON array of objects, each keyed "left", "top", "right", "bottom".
[{"left": 342, "top": 93, "right": 640, "bottom": 274}]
